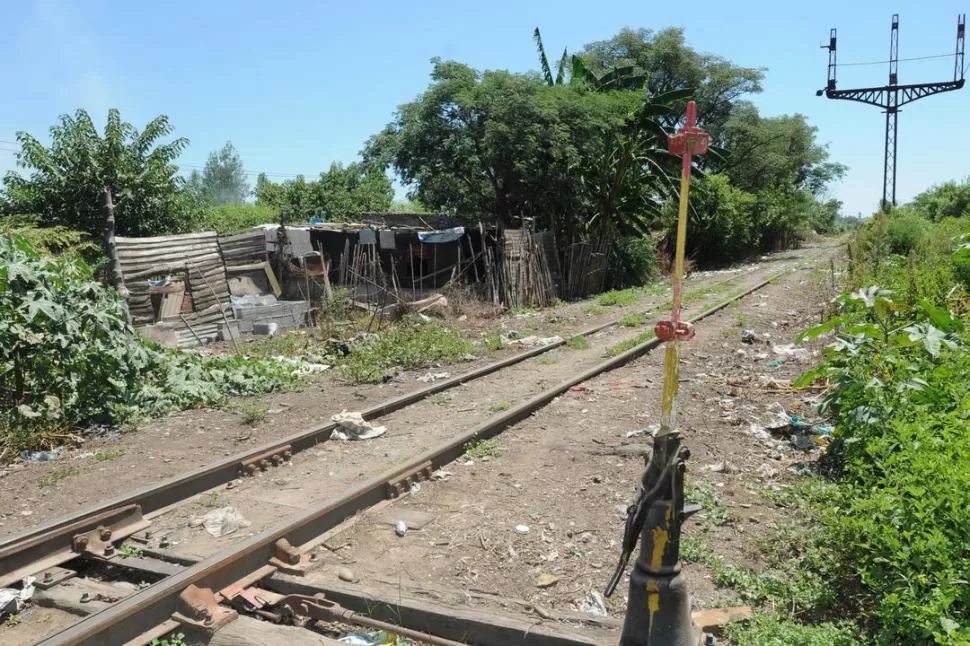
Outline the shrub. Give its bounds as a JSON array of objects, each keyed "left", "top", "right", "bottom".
[
  {"left": 794, "top": 238, "right": 970, "bottom": 643},
  {"left": 608, "top": 235, "right": 659, "bottom": 289},
  {"left": 201, "top": 204, "right": 279, "bottom": 233},
  {"left": 0, "top": 235, "right": 295, "bottom": 451},
  {"left": 885, "top": 211, "right": 925, "bottom": 255},
  {"left": 340, "top": 318, "right": 474, "bottom": 383},
  {"left": 954, "top": 241, "right": 970, "bottom": 289}
]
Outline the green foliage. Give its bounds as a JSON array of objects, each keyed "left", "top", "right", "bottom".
[
  {"left": 202, "top": 204, "right": 279, "bottom": 233},
  {"left": 609, "top": 236, "right": 660, "bottom": 288},
  {"left": 885, "top": 211, "right": 926, "bottom": 255},
  {"left": 192, "top": 141, "right": 249, "bottom": 205},
  {"left": 94, "top": 449, "right": 123, "bottom": 461},
  {"left": 234, "top": 402, "right": 270, "bottom": 426},
  {"left": 1, "top": 109, "right": 204, "bottom": 238},
  {"left": 463, "top": 438, "right": 499, "bottom": 458},
  {"left": 364, "top": 58, "right": 683, "bottom": 240},
  {"left": 118, "top": 543, "right": 144, "bottom": 558},
  {"left": 617, "top": 312, "right": 647, "bottom": 327},
  {"left": 38, "top": 467, "right": 80, "bottom": 487},
  {"left": 254, "top": 162, "right": 393, "bottom": 222},
  {"left": 565, "top": 335, "right": 590, "bottom": 349},
  {"left": 149, "top": 632, "right": 186, "bottom": 646},
  {"left": 792, "top": 217, "right": 970, "bottom": 643},
  {"left": 909, "top": 177, "right": 970, "bottom": 221},
  {"left": 578, "top": 27, "right": 764, "bottom": 133},
  {"left": 0, "top": 235, "right": 296, "bottom": 452},
  {"left": 0, "top": 215, "right": 104, "bottom": 269},
  {"left": 489, "top": 401, "right": 510, "bottom": 412},
  {"left": 724, "top": 613, "right": 860, "bottom": 646},
  {"left": 684, "top": 479, "right": 730, "bottom": 529},
  {"left": 339, "top": 319, "right": 474, "bottom": 383},
  {"left": 606, "top": 330, "right": 655, "bottom": 357},
  {"left": 674, "top": 173, "right": 758, "bottom": 264}
]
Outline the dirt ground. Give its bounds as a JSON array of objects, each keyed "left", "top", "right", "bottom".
[
  {"left": 0, "top": 247, "right": 823, "bottom": 538},
  {"left": 241, "top": 256, "right": 836, "bottom": 638},
  {"left": 0, "top": 244, "right": 838, "bottom": 646}
]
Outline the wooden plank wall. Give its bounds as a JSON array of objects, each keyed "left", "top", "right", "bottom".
[{"left": 116, "top": 231, "right": 233, "bottom": 346}]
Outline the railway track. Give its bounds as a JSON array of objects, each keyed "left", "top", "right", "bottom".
[{"left": 0, "top": 246, "right": 834, "bottom": 646}]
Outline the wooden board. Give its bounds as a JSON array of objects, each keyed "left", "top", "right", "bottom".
[{"left": 269, "top": 574, "right": 610, "bottom": 646}]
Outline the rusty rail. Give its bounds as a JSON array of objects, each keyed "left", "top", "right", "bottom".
[
  {"left": 0, "top": 266, "right": 769, "bottom": 588},
  {"left": 34, "top": 272, "right": 787, "bottom": 646}
]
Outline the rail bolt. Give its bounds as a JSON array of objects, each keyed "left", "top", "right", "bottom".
[{"left": 99, "top": 527, "right": 112, "bottom": 541}]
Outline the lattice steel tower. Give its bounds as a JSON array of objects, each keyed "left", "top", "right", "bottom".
[{"left": 819, "top": 14, "right": 966, "bottom": 207}]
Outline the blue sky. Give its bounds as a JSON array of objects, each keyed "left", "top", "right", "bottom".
[{"left": 1, "top": 0, "right": 967, "bottom": 218}]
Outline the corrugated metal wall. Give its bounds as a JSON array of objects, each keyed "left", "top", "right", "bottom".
[{"left": 116, "top": 231, "right": 233, "bottom": 346}]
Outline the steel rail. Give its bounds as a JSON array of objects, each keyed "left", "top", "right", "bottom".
[
  {"left": 36, "top": 271, "right": 788, "bottom": 646},
  {"left": 0, "top": 266, "right": 764, "bottom": 586}
]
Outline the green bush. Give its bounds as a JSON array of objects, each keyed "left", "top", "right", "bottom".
[
  {"left": 0, "top": 235, "right": 295, "bottom": 451},
  {"left": 608, "top": 235, "right": 659, "bottom": 289},
  {"left": 794, "top": 228, "right": 970, "bottom": 643},
  {"left": 201, "top": 204, "right": 279, "bottom": 233},
  {"left": 953, "top": 242, "right": 970, "bottom": 289},
  {"left": 725, "top": 613, "right": 860, "bottom": 646},
  {"left": 340, "top": 318, "right": 474, "bottom": 383},
  {"left": 885, "top": 211, "right": 926, "bottom": 255}
]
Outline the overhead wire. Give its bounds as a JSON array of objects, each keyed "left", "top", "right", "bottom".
[{"left": 838, "top": 52, "right": 956, "bottom": 67}]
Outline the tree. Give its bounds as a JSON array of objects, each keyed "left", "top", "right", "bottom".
[
  {"left": 1, "top": 109, "right": 202, "bottom": 238},
  {"left": 253, "top": 163, "right": 393, "bottom": 222},
  {"left": 579, "top": 28, "right": 764, "bottom": 134},
  {"left": 908, "top": 178, "right": 970, "bottom": 221},
  {"left": 200, "top": 141, "right": 249, "bottom": 205},
  {"left": 315, "top": 162, "right": 394, "bottom": 220},
  {"left": 364, "top": 58, "right": 680, "bottom": 241}
]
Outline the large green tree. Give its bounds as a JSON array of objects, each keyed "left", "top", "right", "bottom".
[
  {"left": 198, "top": 141, "right": 249, "bottom": 205},
  {"left": 253, "top": 163, "right": 393, "bottom": 222},
  {"left": 1, "top": 109, "right": 202, "bottom": 238},
  {"left": 579, "top": 28, "right": 764, "bottom": 134},
  {"left": 364, "top": 58, "right": 680, "bottom": 239}
]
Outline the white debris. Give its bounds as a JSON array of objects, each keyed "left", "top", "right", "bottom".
[
  {"left": 514, "top": 525, "right": 531, "bottom": 535},
  {"left": 0, "top": 576, "right": 35, "bottom": 617},
  {"left": 579, "top": 590, "right": 608, "bottom": 616},
  {"left": 202, "top": 506, "right": 251, "bottom": 538},
  {"left": 417, "top": 372, "right": 451, "bottom": 383},
  {"left": 771, "top": 344, "right": 810, "bottom": 363},
  {"left": 505, "top": 335, "right": 563, "bottom": 348},
  {"left": 394, "top": 520, "right": 408, "bottom": 537},
  {"left": 330, "top": 411, "right": 387, "bottom": 441}
]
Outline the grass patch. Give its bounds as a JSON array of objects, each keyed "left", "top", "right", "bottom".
[
  {"left": 606, "top": 330, "right": 655, "bottom": 357},
  {"left": 617, "top": 312, "right": 648, "bottom": 327},
  {"left": 341, "top": 319, "right": 474, "bottom": 384},
  {"left": 509, "top": 306, "right": 539, "bottom": 316},
  {"left": 724, "top": 613, "right": 860, "bottom": 646},
  {"left": 596, "top": 284, "right": 666, "bottom": 306},
  {"left": 583, "top": 304, "right": 605, "bottom": 316},
  {"left": 489, "top": 401, "right": 510, "bottom": 412},
  {"left": 685, "top": 479, "right": 731, "bottom": 530},
  {"left": 463, "top": 438, "right": 499, "bottom": 458},
  {"left": 201, "top": 490, "right": 221, "bottom": 508},
  {"left": 535, "top": 354, "right": 558, "bottom": 365},
  {"left": 428, "top": 393, "right": 452, "bottom": 405},
  {"left": 118, "top": 542, "right": 144, "bottom": 558},
  {"left": 483, "top": 332, "right": 504, "bottom": 352},
  {"left": 565, "top": 335, "right": 590, "bottom": 350},
  {"left": 93, "top": 449, "right": 123, "bottom": 461},
  {"left": 233, "top": 402, "right": 270, "bottom": 426},
  {"left": 38, "top": 466, "right": 80, "bottom": 488}
]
